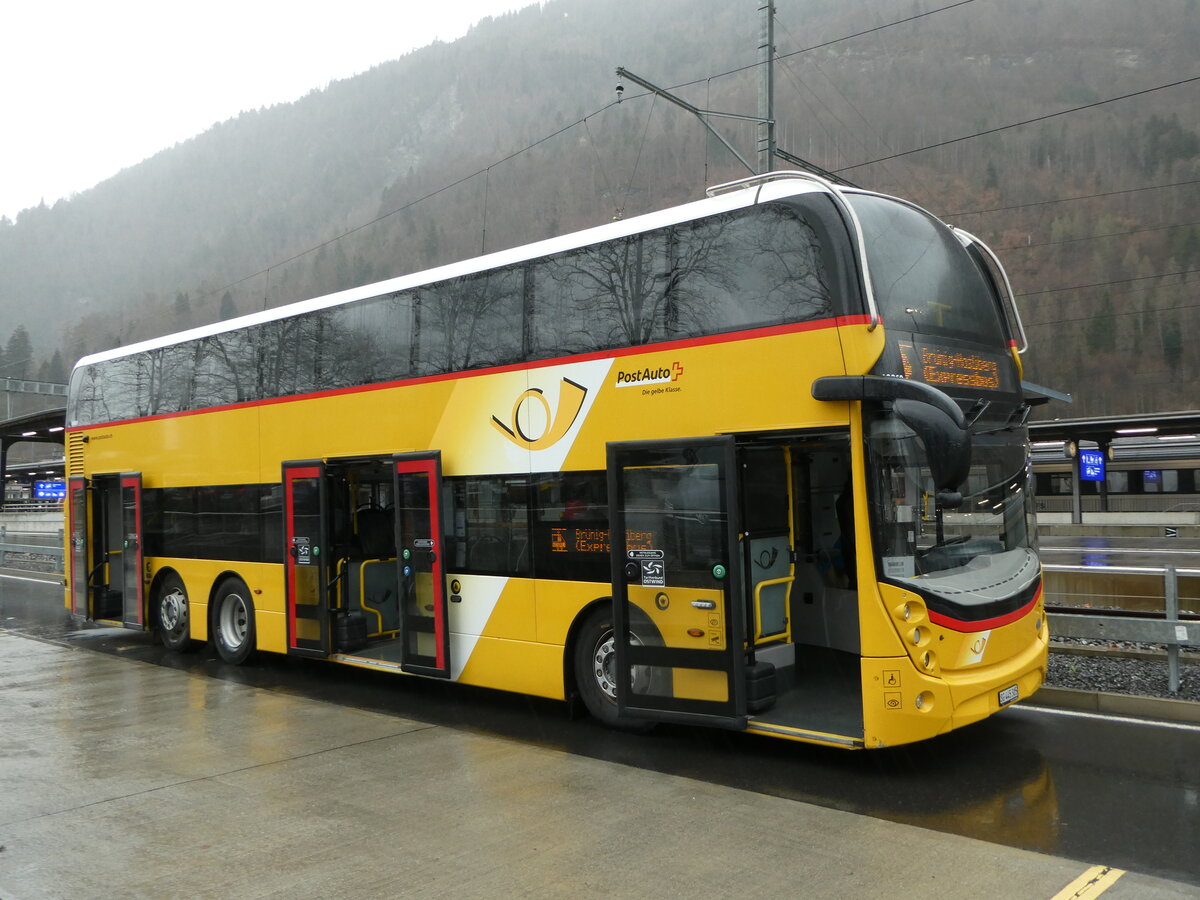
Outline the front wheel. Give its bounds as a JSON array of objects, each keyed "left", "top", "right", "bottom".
[
  {"left": 212, "top": 578, "right": 256, "bottom": 665},
  {"left": 156, "top": 572, "right": 195, "bottom": 652},
  {"left": 573, "top": 607, "right": 654, "bottom": 732}
]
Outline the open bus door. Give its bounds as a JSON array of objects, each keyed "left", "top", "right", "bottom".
[
  {"left": 607, "top": 437, "right": 747, "bottom": 728},
  {"left": 68, "top": 476, "right": 89, "bottom": 617},
  {"left": 117, "top": 474, "right": 145, "bottom": 628},
  {"left": 67, "top": 473, "right": 145, "bottom": 626},
  {"left": 393, "top": 452, "right": 450, "bottom": 677},
  {"left": 284, "top": 461, "right": 332, "bottom": 657}
]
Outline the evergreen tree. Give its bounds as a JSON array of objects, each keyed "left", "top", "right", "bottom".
[
  {"left": 4, "top": 326, "right": 33, "bottom": 378},
  {"left": 1086, "top": 294, "right": 1116, "bottom": 353},
  {"left": 1161, "top": 316, "right": 1183, "bottom": 372},
  {"left": 37, "top": 349, "right": 67, "bottom": 383}
]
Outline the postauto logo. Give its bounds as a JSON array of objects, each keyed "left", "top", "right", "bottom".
[
  {"left": 491, "top": 378, "right": 588, "bottom": 451},
  {"left": 614, "top": 361, "right": 684, "bottom": 388}
]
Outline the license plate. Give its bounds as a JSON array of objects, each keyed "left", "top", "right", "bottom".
[{"left": 998, "top": 684, "right": 1019, "bottom": 706}]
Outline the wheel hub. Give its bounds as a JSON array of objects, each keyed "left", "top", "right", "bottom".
[
  {"left": 591, "top": 629, "right": 650, "bottom": 701},
  {"left": 161, "top": 589, "right": 186, "bottom": 632},
  {"left": 219, "top": 595, "right": 248, "bottom": 648}
]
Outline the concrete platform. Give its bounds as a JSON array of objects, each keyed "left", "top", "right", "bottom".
[{"left": 0, "top": 631, "right": 1194, "bottom": 899}]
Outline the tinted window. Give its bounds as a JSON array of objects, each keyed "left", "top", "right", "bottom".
[
  {"left": 533, "top": 232, "right": 672, "bottom": 357},
  {"left": 445, "top": 475, "right": 531, "bottom": 576},
  {"left": 69, "top": 198, "right": 856, "bottom": 426},
  {"left": 531, "top": 471, "right": 610, "bottom": 582},
  {"left": 416, "top": 269, "right": 524, "bottom": 374},
  {"left": 671, "top": 201, "right": 839, "bottom": 337},
  {"left": 143, "top": 483, "right": 282, "bottom": 563},
  {"left": 323, "top": 291, "right": 414, "bottom": 386},
  {"left": 847, "top": 193, "right": 1006, "bottom": 347}
]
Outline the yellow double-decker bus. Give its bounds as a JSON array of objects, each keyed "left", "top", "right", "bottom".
[{"left": 64, "top": 172, "right": 1046, "bottom": 748}]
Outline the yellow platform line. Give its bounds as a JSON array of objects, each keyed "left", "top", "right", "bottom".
[{"left": 1052, "top": 865, "right": 1126, "bottom": 899}]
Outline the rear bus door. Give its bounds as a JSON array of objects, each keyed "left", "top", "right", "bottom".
[
  {"left": 607, "top": 436, "right": 747, "bottom": 727},
  {"left": 284, "top": 461, "right": 331, "bottom": 657},
  {"left": 393, "top": 452, "right": 450, "bottom": 677},
  {"left": 67, "top": 476, "right": 90, "bottom": 617},
  {"left": 73, "top": 473, "right": 145, "bottom": 626}
]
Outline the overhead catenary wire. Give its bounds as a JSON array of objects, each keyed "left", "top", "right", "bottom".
[
  {"left": 943, "top": 178, "right": 1200, "bottom": 219},
  {"left": 620, "top": 94, "right": 658, "bottom": 220},
  {"left": 1024, "top": 292, "right": 1200, "bottom": 329},
  {"left": 998, "top": 219, "right": 1200, "bottom": 253},
  {"left": 1017, "top": 266, "right": 1200, "bottom": 300},
  {"left": 191, "top": 7, "right": 1196, "bottom": 317},
  {"left": 835, "top": 75, "right": 1200, "bottom": 174},
  {"left": 192, "top": 1, "right": 997, "bottom": 309}
]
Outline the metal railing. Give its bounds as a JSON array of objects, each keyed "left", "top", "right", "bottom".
[
  {"left": 0, "top": 525, "right": 64, "bottom": 570},
  {"left": 1044, "top": 563, "right": 1199, "bottom": 693},
  {"left": 1037, "top": 495, "right": 1200, "bottom": 514}
]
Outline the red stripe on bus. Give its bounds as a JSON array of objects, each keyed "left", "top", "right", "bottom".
[{"left": 927, "top": 584, "right": 1042, "bottom": 633}]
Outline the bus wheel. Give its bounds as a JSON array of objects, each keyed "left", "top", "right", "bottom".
[
  {"left": 156, "top": 572, "right": 195, "bottom": 652},
  {"left": 212, "top": 579, "right": 256, "bottom": 665},
  {"left": 573, "top": 607, "right": 653, "bottom": 733}
]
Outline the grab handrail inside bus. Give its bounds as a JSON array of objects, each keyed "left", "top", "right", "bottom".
[{"left": 707, "top": 170, "right": 881, "bottom": 331}]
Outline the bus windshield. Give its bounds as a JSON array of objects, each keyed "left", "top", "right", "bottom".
[
  {"left": 847, "top": 192, "right": 1008, "bottom": 349},
  {"left": 866, "top": 408, "right": 1038, "bottom": 606}
]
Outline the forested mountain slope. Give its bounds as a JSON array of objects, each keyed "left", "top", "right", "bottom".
[{"left": 1, "top": 0, "right": 1197, "bottom": 416}]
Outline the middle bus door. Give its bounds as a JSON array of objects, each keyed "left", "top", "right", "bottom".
[
  {"left": 118, "top": 473, "right": 146, "bottom": 628},
  {"left": 393, "top": 452, "right": 450, "bottom": 677},
  {"left": 607, "top": 436, "right": 747, "bottom": 728},
  {"left": 284, "top": 461, "right": 332, "bottom": 657}
]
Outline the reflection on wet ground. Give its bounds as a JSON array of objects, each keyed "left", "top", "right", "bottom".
[{"left": 3, "top": 573, "right": 1199, "bottom": 886}]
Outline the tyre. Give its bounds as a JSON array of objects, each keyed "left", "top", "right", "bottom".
[
  {"left": 573, "top": 606, "right": 655, "bottom": 732},
  {"left": 156, "top": 571, "right": 195, "bottom": 652},
  {"left": 211, "top": 578, "right": 256, "bottom": 665}
]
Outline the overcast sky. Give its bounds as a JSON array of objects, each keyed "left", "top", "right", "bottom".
[{"left": 0, "top": 1, "right": 537, "bottom": 221}]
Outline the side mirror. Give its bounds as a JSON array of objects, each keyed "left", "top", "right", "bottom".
[
  {"left": 891, "top": 398, "right": 972, "bottom": 497},
  {"left": 811, "top": 375, "right": 973, "bottom": 500}
]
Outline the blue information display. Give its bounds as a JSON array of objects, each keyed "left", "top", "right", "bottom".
[
  {"left": 1079, "top": 450, "right": 1106, "bottom": 482},
  {"left": 34, "top": 481, "right": 67, "bottom": 500}
]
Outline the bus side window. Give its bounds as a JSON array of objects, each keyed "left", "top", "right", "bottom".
[{"left": 447, "top": 476, "right": 531, "bottom": 577}]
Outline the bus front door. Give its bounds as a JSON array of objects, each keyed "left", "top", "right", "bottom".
[
  {"left": 284, "top": 461, "right": 331, "bottom": 657},
  {"left": 393, "top": 453, "right": 450, "bottom": 677},
  {"left": 607, "top": 436, "right": 747, "bottom": 728}
]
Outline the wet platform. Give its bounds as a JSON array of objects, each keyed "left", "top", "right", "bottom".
[{"left": 0, "top": 631, "right": 1194, "bottom": 899}]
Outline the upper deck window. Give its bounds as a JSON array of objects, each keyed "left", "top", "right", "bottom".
[
  {"left": 847, "top": 194, "right": 1007, "bottom": 348},
  {"left": 68, "top": 195, "right": 854, "bottom": 427}
]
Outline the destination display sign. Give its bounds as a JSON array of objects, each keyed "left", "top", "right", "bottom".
[{"left": 897, "top": 339, "right": 1013, "bottom": 393}]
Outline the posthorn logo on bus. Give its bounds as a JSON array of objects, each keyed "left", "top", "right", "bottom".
[
  {"left": 491, "top": 378, "right": 588, "bottom": 451},
  {"left": 615, "top": 361, "right": 684, "bottom": 388}
]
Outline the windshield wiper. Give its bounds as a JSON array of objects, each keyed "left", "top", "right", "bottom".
[{"left": 975, "top": 402, "right": 1031, "bottom": 435}]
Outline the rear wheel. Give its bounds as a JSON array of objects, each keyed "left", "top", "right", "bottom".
[
  {"left": 212, "top": 579, "right": 256, "bottom": 665},
  {"left": 156, "top": 572, "right": 195, "bottom": 652},
  {"left": 573, "top": 607, "right": 653, "bottom": 732}
]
